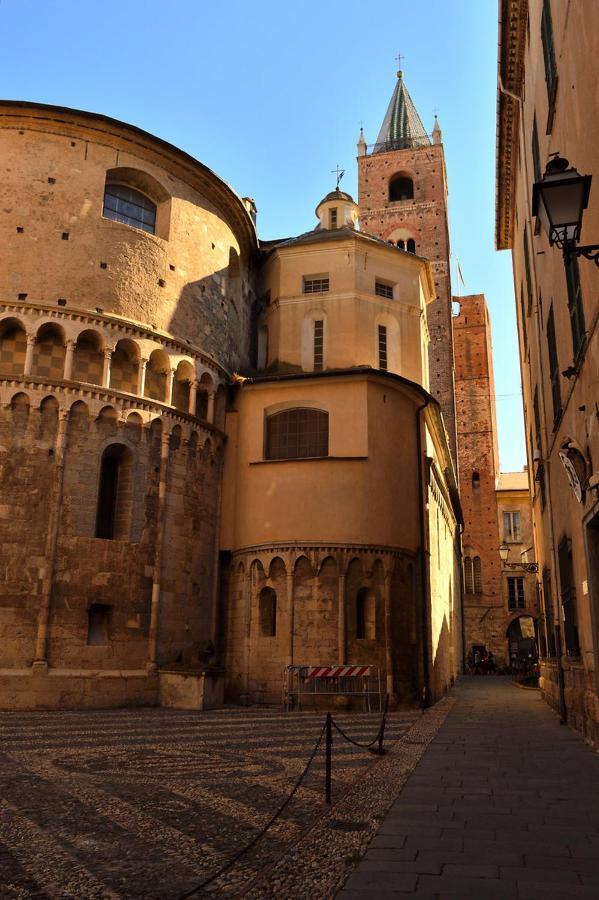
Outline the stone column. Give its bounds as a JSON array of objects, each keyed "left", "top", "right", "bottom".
[
  {"left": 102, "top": 348, "right": 113, "bottom": 389},
  {"left": 63, "top": 339, "right": 75, "bottom": 380},
  {"left": 137, "top": 358, "right": 148, "bottom": 397},
  {"left": 189, "top": 380, "right": 198, "bottom": 416},
  {"left": 166, "top": 369, "right": 175, "bottom": 406},
  {"left": 338, "top": 572, "right": 346, "bottom": 664},
  {"left": 286, "top": 567, "right": 295, "bottom": 667},
  {"left": 147, "top": 431, "right": 170, "bottom": 674},
  {"left": 207, "top": 390, "right": 216, "bottom": 424},
  {"left": 383, "top": 572, "right": 395, "bottom": 700},
  {"left": 33, "top": 409, "right": 69, "bottom": 670},
  {"left": 24, "top": 334, "right": 36, "bottom": 376}
]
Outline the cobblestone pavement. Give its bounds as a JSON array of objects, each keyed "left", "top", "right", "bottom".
[
  {"left": 338, "top": 676, "right": 599, "bottom": 900},
  {"left": 0, "top": 703, "right": 421, "bottom": 898}
]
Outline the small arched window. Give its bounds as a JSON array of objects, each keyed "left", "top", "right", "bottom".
[
  {"left": 265, "top": 408, "right": 328, "bottom": 460},
  {"left": 472, "top": 471, "right": 481, "bottom": 490},
  {"left": 259, "top": 587, "right": 277, "bottom": 636},
  {"left": 464, "top": 556, "right": 474, "bottom": 593},
  {"left": 397, "top": 239, "right": 405, "bottom": 250},
  {"left": 407, "top": 238, "right": 416, "bottom": 254},
  {"left": 95, "top": 444, "right": 134, "bottom": 540},
  {"left": 389, "top": 174, "right": 414, "bottom": 202},
  {"left": 473, "top": 556, "right": 483, "bottom": 593},
  {"left": 356, "top": 588, "right": 376, "bottom": 639},
  {"left": 103, "top": 184, "right": 156, "bottom": 234}
]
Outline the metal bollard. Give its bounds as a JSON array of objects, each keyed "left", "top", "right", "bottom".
[{"left": 325, "top": 712, "right": 332, "bottom": 804}]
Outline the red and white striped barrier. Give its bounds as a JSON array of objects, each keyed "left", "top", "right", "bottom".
[{"left": 306, "top": 665, "right": 371, "bottom": 679}]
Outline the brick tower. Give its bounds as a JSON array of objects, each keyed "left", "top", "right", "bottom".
[
  {"left": 453, "top": 294, "right": 504, "bottom": 663},
  {"left": 357, "top": 71, "right": 457, "bottom": 461}
]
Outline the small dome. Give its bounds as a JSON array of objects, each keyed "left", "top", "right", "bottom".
[
  {"left": 318, "top": 188, "right": 355, "bottom": 207},
  {"left": 314, "top": 189, "right": 359, "bottom": 231}
]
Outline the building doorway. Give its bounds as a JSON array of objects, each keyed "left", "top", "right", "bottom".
[{"left": 507, "top": 616, "right": 538, "bottom": 683}]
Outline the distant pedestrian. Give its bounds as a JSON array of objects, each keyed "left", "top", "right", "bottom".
[
  {"left": 487, "top": 651, "right": 496, "bottom": 674},
  {"left": 474, "top": 650, "right": 482, "bottom": 674}
]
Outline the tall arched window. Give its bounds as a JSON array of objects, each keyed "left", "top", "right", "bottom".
[
  {"left": 389, "top": 174, "right": 414, "bottom": 202},
  {"left": 259, "top": 587, "right": 277, "bottom": 636},
  {"left": 265, "top": 408, "right": 328, "bottom": 460},
  {"left": 473, "top": 556, "right": 483, "bottom": 593},
  {"left": 313, "top": 319, "right": 324, "bottom": 371},
  {"left": 103, "top": 184, "right": 156, "bottom": 234},
  {"left": 378, "top": 325, "right": 388, "bottom": 370},
  {"left": 464, "top": 557, "right": 474, "bottom": 593},
  {"left": 95, "top": 444, "right": 134, "bottom": 540},
  {"left": 407, "top": 238, "right": 416, "bottom": 253}
]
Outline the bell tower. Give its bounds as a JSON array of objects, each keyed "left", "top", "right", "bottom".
[{"left": 357, "top": 71, "right": 457, "bottom": 462}]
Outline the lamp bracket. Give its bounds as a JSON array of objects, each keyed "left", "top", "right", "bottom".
[{"left": 558, "top": 238, "right": 599, "bottom": 266}]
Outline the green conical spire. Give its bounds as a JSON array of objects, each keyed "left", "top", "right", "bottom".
[{"left": 375, "top": 71, "right": 431, "bottom": 151}]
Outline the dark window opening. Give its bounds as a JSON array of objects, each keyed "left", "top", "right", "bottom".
[
  {"left": 389, "top": 175, "right": 414, "bottom": 202},
  {"left": 508, "top": 576, "right": 525, "bottom": 610},
  {"left": 356, "top": 587, "right": 375, "bottom": 639},
  {"left": 95, "top": 444, "right": 133, "bottom": 540},
  {"left": 565, "top": 254, "right": 585, "bottom": 359},
  {"left": 472, "top": 471, "right": 480, "bottom": 490},
  {"left": 378, "top": 324, "right": 388, "bottom": 370},
  {"left": 532, "top": 115, "right": 542, "bottom": 184},
  {"left": 313, "top": 319, "right": 324, "bottom": 371},
  {"left": 329, "top": 208, "right": 337, "bottom": 228},
  {"left": 397, "top": 239, "right": 405, "bottom": 250},
  {"left": 542, "top": 567, "right": 556, "bottom": 656},
  {"left": 87, "top": 603, "right": 111, "bottom": 645},
  {"left": 407, "top": 238, "right": 416, "bottom": 253},
  {"left": 558, "top": 537, "right": 580, "bottom": 655},
  {"left": 103, "top": 184, "right": 156, "bottom": 234},
  {"left": 473, "top": 556, "right": 482, "bottom": 593},
  {"left": 265, "top": 408, "right": 328, "bottom": 460},
  {"left": 259, "top": 587, "right": 277, "bottom": 636}
]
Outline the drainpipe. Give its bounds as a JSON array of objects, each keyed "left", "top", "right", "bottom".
[
  {"left": 33, "top": 409, "right": 69, "bottom": 669},
  {"left": 416, "top": 398, "right": 432, "bottom": 706}
]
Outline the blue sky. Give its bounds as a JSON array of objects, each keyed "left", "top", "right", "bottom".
[{"left": 0, "top": 0, "right": 526, "bottom": 470}]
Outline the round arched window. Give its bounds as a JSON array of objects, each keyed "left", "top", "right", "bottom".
[{"left": 103, "top": 184, "right": 157, "bottom": 234}]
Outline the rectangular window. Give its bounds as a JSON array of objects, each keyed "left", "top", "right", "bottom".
[
  {"left": 329, "top": 208, "right": 337, "bottom": 228},
  {"left": 375, "top": 281, "right": 393, "bottom": 300},
  {"left": 265, "top": 408, "right": 329, "bottom": 460},
  {"left": 503, "top": 511, "right": 522, "bottom": 543},
  {"left": 541, "top": 0, "right": 558, "bottom": 118},
  {"left": 547, "top": 304, "right": 561, "bottom": 424},
  {"left": 565, "top": 255, "right": 585, "bottom": 359},
  {"left": 558, "top": 537, "right": 580, "bottom": 655},
  {"left": 508, "top": 576, "right": 525, "bottom": 610},
  {"left": 533, "top": 386, "right": 541, "bottom": 451},
  {"left": 87, "top": 603, "right": 111, "bottom": 645},
  {"left": 537, "top": 462, "right": 547, "bottom": 510},
  {"left": 303, "top": 276, "right": 329, "bottom": 294},
  {"left": 523, "top": 227, "right": 533, "bottom": 314},
  {"left": 313, "top": 319, "right": 324, "bottom": 372},
  {"left": 378, "top": 324, "right": 388, "bottom": 370},
  {"left": 520, "top": 283, "right": 528, "bottom": 351},
  {"left": 532, "top": 115, "right": 542, "bottom": 184}
]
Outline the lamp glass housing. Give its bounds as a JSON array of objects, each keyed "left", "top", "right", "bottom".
[
  {"left": 499, "top": 544, "right": 509, "bottom": 563},
  {"left": 532, "top": 158, "right": 591, "bottom": 246}
]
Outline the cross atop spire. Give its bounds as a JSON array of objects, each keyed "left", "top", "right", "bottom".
[
  {"left": 331, "top": 164, "right": 345, "bottom": 190},
  {"left": 395, "top": 51, "right": 405, "bottom": 74}
]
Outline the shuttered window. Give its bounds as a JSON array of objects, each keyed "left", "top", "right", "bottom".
[
  {"left": 547, "top": 305, "right": 561, "bottom": 424},
  {"left": 541, "top": 0, "right": 558, "bottom": 109},
  {"left": 565, "top": 255, "right": 585, "bottom": 359}
]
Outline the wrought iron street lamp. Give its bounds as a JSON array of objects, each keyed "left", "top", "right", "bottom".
[
  {"left": 499, "top": 544, "right": 539, "bottom": 574},
  {"left": 532, "top": 155, "right": 599, "bottom": 265}
]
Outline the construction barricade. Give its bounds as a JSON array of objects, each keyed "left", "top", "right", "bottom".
[{"left": 283, "top": 664, "right": 383, "bottom": 712}]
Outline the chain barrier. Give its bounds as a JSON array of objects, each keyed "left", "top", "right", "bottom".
[
  {"left": 177, "top": 719, "right": 327, "bottom": 899},
  {"left": 177, "top": 694, "right": 401, "bottom": 897}
]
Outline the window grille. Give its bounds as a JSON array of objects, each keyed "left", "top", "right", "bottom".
[
  {"left": 303, "top": 276, "right": 329, "bottom": 294},
  {"left": 378, "top": 324, "right": 388, "bottom": 370},
  {"left": 313, "top": 319, "right": 324, "bottom": 371},
  {"left": 503, "top": 511, "right": 522, "bottom": 542},
  {"left": 103, "top": 184, "right": 156, "bottom": 234},
  {"left": 375, "top": 281, "right": 393, "bottom": 300},
  {"left": 473, "top": 556, "right": 482, "bottom": 593},
  {"left": 508, "top": 576, "right": 525, "bottom": 610},
  {"left": 547, "top": 305, "right": 561, "bottom": 424},
  {"left": 464, "top": 557, "right": 474, "bottom": 594},
  {"left": 265, "top": 408, "right": 328, "bottom": 460}
]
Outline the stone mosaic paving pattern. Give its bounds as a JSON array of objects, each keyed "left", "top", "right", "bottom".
[{"left": 0, "top": 705, "right": 420, "bottom": 898}]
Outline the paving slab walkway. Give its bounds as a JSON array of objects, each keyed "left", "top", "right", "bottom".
[{"left": 338, "top": 676, "right": 599, "bottom": 900}]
